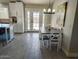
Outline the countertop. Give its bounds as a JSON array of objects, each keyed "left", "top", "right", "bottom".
[{"left": 0, "top": 24, "right": 10, "bottom": 28}]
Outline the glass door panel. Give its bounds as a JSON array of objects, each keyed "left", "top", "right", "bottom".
[
  {"left": 27, "top": 11, "right": 40, "bottom": 31},
  {"left": 27, "top": 11, "right": 30, "bottom": 30},
  {"left": 33, "top": 12, "right": 39, "bottom": 31}
]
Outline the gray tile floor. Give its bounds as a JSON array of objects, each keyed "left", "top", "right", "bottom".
[{"left": 0, "top": 33, "right": 77, "bottom": 59}]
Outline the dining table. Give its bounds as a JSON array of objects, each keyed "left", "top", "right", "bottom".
[{"left": 39, "top": 26, "right": 63, "bottom": 48}]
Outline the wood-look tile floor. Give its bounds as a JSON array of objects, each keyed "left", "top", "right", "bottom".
[{"left": 0, "top": 33, "right": 77, "bottom": 59}]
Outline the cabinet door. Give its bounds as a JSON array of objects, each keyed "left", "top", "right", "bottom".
[
  {"left": 15, "top": 2, "right": 24, "bottom": 33},
  {"left": 10, "top": 25, "right": 14, "bottom": 39},
  {"left": 9, "top": 2, "right": 24, "bottom": 33},
  {"left": 9, "top": 3, "right": 16, "bottom": 16},
  {"left": 16, "top": 2, "right": 24, "bottom": 23}
]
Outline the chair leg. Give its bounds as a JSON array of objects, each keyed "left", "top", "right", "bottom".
[
  {"left": 40, "top": 39, "right": 44, "bottom": 48},
  {"left": 49, "top": 41, "right": 51, "bottom": 50},
  {"left": 42, "top": 40, "right": 49, "bottom": 48},
  {"left": 45, "top": 40, "right": 49, "bottom": 48},
  {"left": 42, "top": 36, "right": 44, "bottom": 47},
  {"left": 47, "top": 40, "right": 49, "bottom": 48},
  {"left": 57, "top": 46, "right": 59, "bottom": 52},
  {"left": 57, "top": 44, "right": 60, "bottom": 52},
  {"left": 40, "top": 40, "right": 44, "bottom": 48}
]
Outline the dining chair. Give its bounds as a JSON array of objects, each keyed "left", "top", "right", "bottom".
[
  {"left": 49, "top": 32, "right": 61, "bottom": 52},
  {"left": 42, "top": 33, "right": 50, "bottom": 48}
]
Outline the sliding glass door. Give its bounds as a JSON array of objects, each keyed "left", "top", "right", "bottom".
[
  {"left": 33, "top": 12, "right": 39, "bottom": 31},
  {"left": 27, "top": 11, "right": 40, "bottom": 31},
  {"left": 27, "top": 11, "right": 30, "bottom": 30}
]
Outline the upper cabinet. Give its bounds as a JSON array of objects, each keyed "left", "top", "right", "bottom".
[
  {"left": 9, "top": 3, "right": 16, "bottom": 17},
  {"left": 9, "top": 2, "right": 24, "bottom": 23},
  {"left": 0, "top": 4, "right": 11, "bottom": 23},
  {"left": 0, "top": 4, "right": 9, "bottom": 19},
  {"left": 9, "top": 2, "right": 24, "bottom": 33}
]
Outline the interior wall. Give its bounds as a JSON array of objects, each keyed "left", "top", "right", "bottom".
[
  {"left": 53, "top": 0, "right": 68, "bottom": 8},
  {"left": 24, "top": 7, "right": 43, "bottom": 31},
  {"left": 51, "top": 0, "right": 77, "bottom": 57},
  {"left": 62, "top": 0, "right": 77, "bottom": 57},
  {"left": 24, "top": 4, "right": 51, "bottom": 31},
  {"left": 25, "top": 4, "right": 48, "bottom": 9},
  {"left": 0, "top": 0, "right": 16, "bottom": 3},
  {"left": 70, "top": 4, "right": 78, "bottom": 53},
  {"left": 44, "top": 14, "right": 51, "bottom": 27},
  {"left": 0, "top": 0, "right": 9, "bottom": 3},
  {"left": 51, "top": 0, "right": 67, "bottom": 28}
]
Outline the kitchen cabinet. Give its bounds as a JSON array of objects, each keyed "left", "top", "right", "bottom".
[{"left": 9, "top": 2, "right": 24, "bottom": 33}]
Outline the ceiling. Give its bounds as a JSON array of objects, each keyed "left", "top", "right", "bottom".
[
  {"left": 21, "top": 0, "right": 54, "bottom": 5},
  {"left": 0, "top": 0, "right": 54, "bottom": 5}
]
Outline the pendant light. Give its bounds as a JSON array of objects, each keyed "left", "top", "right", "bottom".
[{"left": 43, "top": 0, "right": 55, "bottom": 14}]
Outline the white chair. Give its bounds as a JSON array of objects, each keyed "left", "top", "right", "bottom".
[
  {"left": 41, "top": 33, "right": 50, "bottom": 48},
  {"left": 49, "top": 33, "right": 61, "bottom": 51},
  {"left": 39, "top": 26, "right": 51, "bottom": 48}
]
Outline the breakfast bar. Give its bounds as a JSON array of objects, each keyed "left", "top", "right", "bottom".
[{"left": 0, "top": 24, "right": 14, "bottom": 46}]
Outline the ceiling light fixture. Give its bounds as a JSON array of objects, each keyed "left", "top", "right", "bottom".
[{"left": 43, "top": 0, "right": 55, "bottom": 14}]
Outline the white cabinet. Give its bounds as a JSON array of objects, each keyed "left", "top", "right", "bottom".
[
  {"left": 16, "top": 2, "right": 24, "bottom": 33},
  {"left": 9, "top": 2, "right": 24, "bottom": 33},
  {"left": 10, "top": 25, "right": 14, "bottom": 40},
  {"left": 9, "top": 3, "right": 16, "bottom": 16}
]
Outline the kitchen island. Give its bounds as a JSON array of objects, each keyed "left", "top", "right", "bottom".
[{"left": 0, "top": 24, "right": 14, "bottom": 46}]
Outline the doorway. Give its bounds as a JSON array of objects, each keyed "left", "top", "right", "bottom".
[{"left": 26, "top": 11, "right": 40, "bottom": 32}]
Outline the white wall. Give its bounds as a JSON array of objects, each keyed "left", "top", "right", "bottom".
[
  {"left": 24, "top": 4, "right": 51, "bottom": 31},
  {"left": 25, "top": 4, "right": 48, "bottom": 9},
  {"left": 53, "top": 0, "right": 68, "bottom": 8},
  {"left": 69, "top": 5, "right": 78, "bottom": 54},
  {"left": 0, "top": 0, "right": 16, "bottom": 3},
  {"left": 24, "top": 7, "right": 43, "bottom": 31},
  {"left": 0, "top": 0, "right": 9, "bottom": 3},
  {"left": 51, "top": 1, "right": 66, "bottom": 28},
  {"left": 44, "top": 14, "right": 51, "bottom": 27},
  {"left": 62, "top": 0, "right": 77, "bottom": 57},
  {"left": 51, "top": 0, "right": 77, "bottom": 57}
]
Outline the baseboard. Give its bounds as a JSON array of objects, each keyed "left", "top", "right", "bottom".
[
  {"left": 62, "top": 48, "right": 78, "bottom": 57},
  {"left": 25, "top": 31, "right": 39, "bottom": 33},
  {"left": 62, "top": 48, "right": 69, "bottom": 56},
  {"left": 14, "top": 32, "right": 24, "bottom": 34}
]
